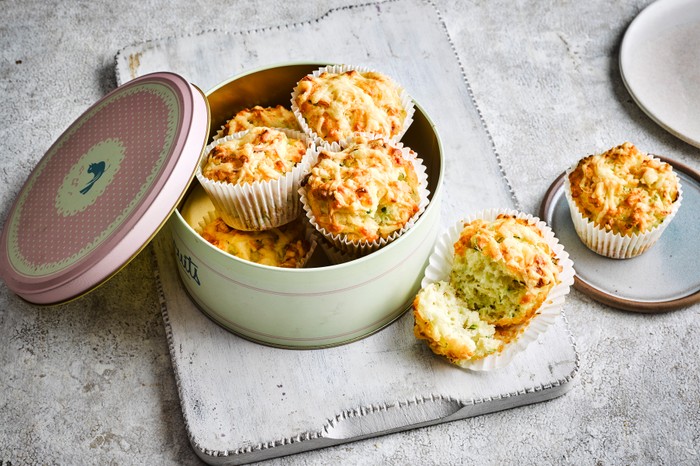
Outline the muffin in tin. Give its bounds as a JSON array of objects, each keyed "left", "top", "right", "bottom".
[
  {"left": 214, "top": 105, "right": 301, "bottom": 139},
  {"left": 198, "top": 214, "right": 315, "bottom": 268},
  {"left": 565, "top": 142, "right": 682, "bottom": 258},
  {"left": 292, "top": 65, "right": 413, "bottom": 144},
  {"left": 300, "top": 133, "right": 426, "bottom": 252},
  {"left": 196, "top": 126, "right": 314, "bottom": 230},
  {"left": 202, "top": 126, "right": 307, "bottom": 184}
]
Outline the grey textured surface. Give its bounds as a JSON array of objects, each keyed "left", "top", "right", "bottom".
[{"left": 1, "top": 1, "right": 699, "bottom": 465}]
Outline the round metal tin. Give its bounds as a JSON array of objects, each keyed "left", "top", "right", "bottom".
[
  {"left": 0, "top": 72, "right": 209, "bottom": 304},
  {"left": 172, "top": 63, "right": 444, "bottom": 348}
]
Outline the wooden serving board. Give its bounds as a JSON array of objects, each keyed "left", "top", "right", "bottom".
[{"left": 116, "top": 1, "right": 578, "bottom": 464}]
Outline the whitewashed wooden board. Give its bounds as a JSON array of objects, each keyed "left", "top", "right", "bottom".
[{"left": 116, "top": 1, "right": 578, "bottom": 464}]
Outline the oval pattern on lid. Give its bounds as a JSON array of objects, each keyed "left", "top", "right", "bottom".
[{"left": 0, "top": 72, "right": 209, "bottom": 304}]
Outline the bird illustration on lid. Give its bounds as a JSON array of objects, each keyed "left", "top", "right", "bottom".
[{"left": 79, "top": 161, "right": 106, "bottom": 195}]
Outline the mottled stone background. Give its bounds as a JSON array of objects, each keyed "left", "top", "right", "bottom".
[{"left": 1, "top": 0, "right": 698, "bottom": 464}]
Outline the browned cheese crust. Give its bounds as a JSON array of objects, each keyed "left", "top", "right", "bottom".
[
  {"left": 293, "top": 70, "right": 406, "bottom": 143},
  {"left": 202, "top": 127, "right": 306, "bottom": 185},
  {"left": 199, "top": 216, "right": 310, "bottom": 268},
  {"left": 220, "top": 105, "right": 301, "bottom": 136},
  {"left": 568, "top": 142, "right": 679, "bottom": 235},
  {"left": 303, "top": 134, "right": 420, "bottom": 242}
]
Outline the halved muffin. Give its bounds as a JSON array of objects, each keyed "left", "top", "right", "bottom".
[
  {"left": 413, "top": 281, "right": 503, "bottom": 366},
  {"left": 450, "top": 215, "right": 562, "bottom": 327}
]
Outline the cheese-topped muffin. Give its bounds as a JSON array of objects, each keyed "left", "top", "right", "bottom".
[
  {"left": 302, "top": 134, "right": 421, "bottom": 243},
  {"left": 199, "top": 216, "right": 312, "bottom": 268},
  {"left": 201, "top": 126, "right": 307, "bottom": 185},
  {"left": 567, "top": 142, "right": 680, "bottom": 236},
  {"left": 197, "top": 126, "right": 313, "bottom": 231},
  {"left": 450, "top": 215, "right": 562, "bottom": 327},
  {"left": 413, "top": 281, "right": 503, "bottom": 366},
  {"left": 413, "top": 210, "right": 574, "bottom": 370},
  {"left": 293, "top": 69, "right": 408, "bottom": 143},
  {"left": 217, "top": 105, "right": 301, "bottom": 138}
]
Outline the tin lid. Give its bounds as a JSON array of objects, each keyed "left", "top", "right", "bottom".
[{"left": 0, "top": 72, "right": 209, "bottom": 304}]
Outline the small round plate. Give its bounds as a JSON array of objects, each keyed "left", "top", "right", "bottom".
[
  {"left": 620, "top": 0, "right": 700, "bottom": 148},
  {"left": 540, "top": 157, "right": 700, "bottom": 312}
]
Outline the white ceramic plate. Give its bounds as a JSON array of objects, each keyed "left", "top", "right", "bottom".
[{"left": 620, "top": 0, "right": 700, "bottom": 148}]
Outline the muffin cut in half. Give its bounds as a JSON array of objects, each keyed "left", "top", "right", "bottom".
[
  {"left": 413, "top": 209, "right": 574, "bottom": 370},
  {"left": 413, "top": 281, "right": 503, "bottom": 366},
  {"left": 450, "top": 215, "right": 562, "bottom": 327}
]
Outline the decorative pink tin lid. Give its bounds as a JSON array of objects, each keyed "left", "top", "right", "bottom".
[{"left": 0, "top": 72, "right": 209, "bottom": 304}]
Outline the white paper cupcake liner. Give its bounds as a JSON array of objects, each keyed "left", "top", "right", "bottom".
[
  {"left": 318, "top": 238, "right": 357, "bottom": 265},
  {"left": 563, "top": 160, "right": 683, "bottom": 259},
  {"left": 195, "top": 210, "right": 318, "bottom": 269},
  {"left": 212, "top": 126, "right": 226, "bottom": 141},
  {"left": 420, "top": 208, "right": 575, "bottom": 371},
  {"left": 290, "top": 64, "right": 415, "bottom": 145},
  {"left": 196, "top": 128, "right": 317, "bottom": 231},
  {"left": 299, "top": 134, "right": 430, "bottom": 256}
]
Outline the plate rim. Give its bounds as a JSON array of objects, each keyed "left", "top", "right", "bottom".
[
  {"left": 619, "top": 0, "right": 700, "bottom": 149},
  {"left": 540, "top": 155, "right": 700, "bottom": 313}
]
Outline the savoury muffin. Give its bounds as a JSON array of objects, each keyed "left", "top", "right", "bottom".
[
  {"left": 201, "top": 126, "right": 307, "bottom": 185},
  {"left": 196, "top": 127, "right": 313, "bottom": 230},
  {"left": 412, "top": 209, "right": 574, "bottom": 370},
  {"left": 450, "top": 214, "right": 562, "bottom": 327},
  {"left": 301, "top": 134, "right": 423, "bottom": 246},
  {"left": 568, "top": 142, "right": 680, "bottom": 235},
  {"left": 292, "top": 66, "right": 412, "bottom": 144},
  {"left": 215, "top": 105, "right": 301, "bottom": 139},
  {"left": 413, "top": 281, "right": 503, "bottom": 366},
  {"left": 198, "top": 215, "right": 314, "bottom": 268},
  {"left": 565, "top": 142, "right": 682, "bottom": 258}
]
